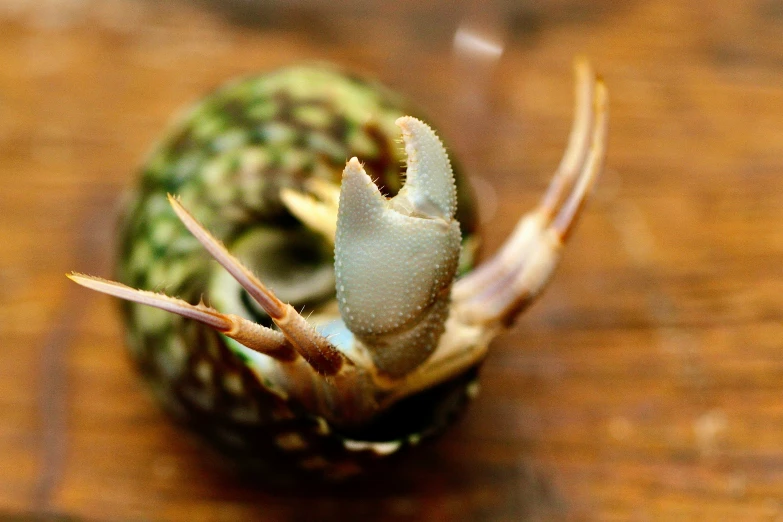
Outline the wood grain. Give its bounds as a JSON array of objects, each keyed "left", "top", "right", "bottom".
[{"left": 2, "top": 0, "right": 783, "bottom": 519}]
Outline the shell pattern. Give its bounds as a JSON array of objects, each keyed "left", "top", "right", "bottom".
[
  {"left": 117, "top": 66, "right": 478, "bottom": 481},
  {"left": 71, "top": 62, "right": 608, "bottom": 482}
]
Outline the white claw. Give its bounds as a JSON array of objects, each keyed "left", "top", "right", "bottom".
[
  {"left": 335, "top": 117, "right": 462, "bottom": 377},
  {"left": 393, "top": 116, "right": 458, "bottom": 220}
]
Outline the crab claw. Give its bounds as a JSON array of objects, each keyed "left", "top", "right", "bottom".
[{"left": 335, "top": 117, "right": 462, "bottom": 377}]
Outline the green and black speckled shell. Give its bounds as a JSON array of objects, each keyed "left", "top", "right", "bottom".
[{"left": 116, "top": 65, "right": 479, "bottom": 481}]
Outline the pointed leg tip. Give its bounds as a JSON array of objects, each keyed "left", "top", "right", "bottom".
[
  {"left": 167, "top": 193, "right": 187, "bottom": 214},
  {"left": 167, "top": 194, "right": 193, "bottom": 224},
  {"left": 66, "top": 272, "right": 93, "bottom": 288},
  {"left": 573, "top": 56, "right": 593, "bottom": 74},
  {"left": 66, "top": 272, "right": 109, "bottom": 288}
]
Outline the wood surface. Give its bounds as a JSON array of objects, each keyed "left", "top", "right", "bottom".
[{"left": 2, "top": 0, "right": 783, "bottom": 519}]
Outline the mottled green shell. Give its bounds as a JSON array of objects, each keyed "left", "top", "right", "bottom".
[{"left": 116, "top": 66, "right": 479, "bottom": 481}]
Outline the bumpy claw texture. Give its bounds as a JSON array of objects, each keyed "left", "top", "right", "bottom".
[{"left": 335, "top": 117, "right": 462, "bottom": 377}]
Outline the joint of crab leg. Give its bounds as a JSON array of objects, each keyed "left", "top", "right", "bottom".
[
  {"left": 463, "top": 229, "right": 562, "bottom": 326},
  {"left": 273, "top": 304, "right": 348, "bottom": 375},
  {"left": 167, "top": 195, "right": 348, "bottom": 376},
  {"left": 335, "top": 117, "right": 462, "bottom": 377},
  {"left": 66, "top": 273, "right": 297, "bottom": 361},
  {"left": 222, "top": 316, "right": 299, "bottom": 362}
]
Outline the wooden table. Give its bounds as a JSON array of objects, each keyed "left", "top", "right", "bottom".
[{"left": 2, "top": 0, "right": 783, "bottom": 519}]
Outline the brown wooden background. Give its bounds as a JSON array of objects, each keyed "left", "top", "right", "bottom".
[{"left": 2, "top": 0, "right": 783, "bottom": 519}]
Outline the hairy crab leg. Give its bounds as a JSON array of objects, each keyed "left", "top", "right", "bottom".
[
  {"left": 68, "top": 273, "right": 375, "bottom": 425},
  {"left": 453, "top": 78, "right": 608, "bottom": 327},
  {"left": 167, "top": 195, "right": 349, "bottom": 376},
  {"left": 66, "top": 274, "right": 298, "bottom": 361}
]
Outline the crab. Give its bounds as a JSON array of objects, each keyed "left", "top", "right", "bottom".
[{"left": 68, "top": 61, "right": 607, "bottom": 480}]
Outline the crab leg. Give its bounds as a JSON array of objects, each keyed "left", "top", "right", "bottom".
[
  {"left": 539, "top": 58, "right": 597, "bottom": 221},
  {"left": 453, "top": 60, "right": 595, "bottom": 303},
  {"left": 167, "top": 196, "right": 349, "bottom": 376},
  {"left": 67, "top": 274, "right": 297, "bottom": 361},
  {"left": 280, "top": 178, "right": 341, "bottom": 243},
  {"left": 453, "top": 73, "right": 608, "bottom": 327}
]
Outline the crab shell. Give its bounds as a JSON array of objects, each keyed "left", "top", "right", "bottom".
[
  {"left": 70, "top": 64, "right": 608, "bottom": 482},
  {"left": 117, "top": 66, "right": 478, "bottom": 481}
]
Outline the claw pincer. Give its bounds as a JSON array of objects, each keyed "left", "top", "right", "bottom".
[{"left": 335, "top": 117, "right": 462, "bottom": 377}]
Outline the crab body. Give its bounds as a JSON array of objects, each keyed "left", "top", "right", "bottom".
[{"left": 70, "top": 63, "right": 608, "bottom": 481}]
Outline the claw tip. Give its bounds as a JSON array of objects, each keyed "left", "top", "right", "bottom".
[
  {"left": 394, "top": 115, "right": 427, "bottom": 137},
  {"left": 342, "top": 157, "right": 368, "bottom": 182}
]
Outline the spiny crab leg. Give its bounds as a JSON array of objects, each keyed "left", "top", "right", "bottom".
[
  {"left": 167, "top": 195, "right": 349, "bottom": 376},
  {"left": 66, "top": 274, "right": 298, "bottom": 362},
  {"left": 453, "top": 66, "right": 608, "bottom": 327}
]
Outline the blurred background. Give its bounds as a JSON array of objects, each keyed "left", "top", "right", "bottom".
[{"left": 2, "top": 0, "right": 783, "bottom": 519}]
